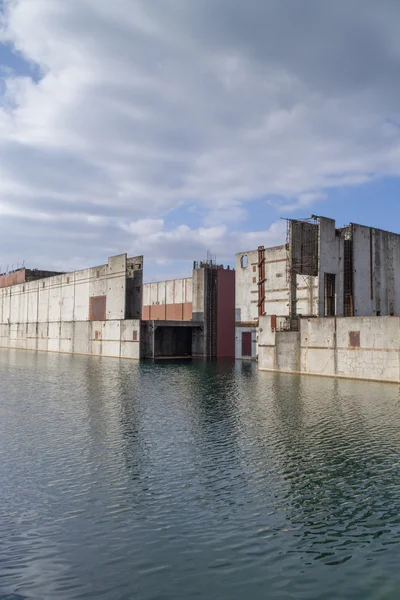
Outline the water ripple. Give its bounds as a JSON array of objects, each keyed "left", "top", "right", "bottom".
[{"left": 1, "top": 350, "right": 400, "bottom": 599}]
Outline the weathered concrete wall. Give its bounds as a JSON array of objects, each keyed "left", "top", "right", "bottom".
[
  {"left": 258, "top": 315, "right": 400, "bottom": 383},
  {"left": 318, "top": 217, "right": 344, "bottom": 317},
  {"left": 257, "top": 316, "right": 300, "bottom": 370},
  {"left": 0, "top": 319, "right": 141, "bottom": 359},
  {"left": 257, "top": 316, "right": 276, "bottom": 368},
  {"left": 276, "top": 332, "right": 300, "bottom": 372},
  {"left": 352, "top": 224, "right": 400, "bottom": 317},
  {"left": 300, "top": 317, "right": 337, "bottom": 376},
  {"left": 235, "top": 242, "right": 317, "bottom": 359},
  {"left": 335, "top": 317, "right": 400, "bottom": 381},
  {"left": 0, "top": 268, "right": 63, "bottom": 289},
  {"left": 236, "top": 246, "right": 293, "bottom": 323},
  {"left": 235, "top": 326, "right": 257, "bottom": 360},
  {"left": 126, "top": 256, "right": 144, "bottom": 319},
  {"left": 235, "top": 249, "right": 259, "bottom": 324},
  {"left": 0, "top": 254, "right": 142, "bottom": 325},
  {"left": 142, "top": 277, "right": 192, "bottom": 321},
  {"left": 0, "top": 254, "right": 143, "bottom": 360}
]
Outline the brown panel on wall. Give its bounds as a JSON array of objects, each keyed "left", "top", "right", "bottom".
[
  {"left": 349, "top": 331, "right": 360, "bottom": 348},
  {"left": 150, "top": 304, "right": 166, "bottom": 320},
  {"left": 0, "top": 268, "right": 64, "bottom": 288},
  {"left": 142, "top": 305, "right": 150, "bottom": 320},
  {"left": 183, "top": 302, "right": 193, "bottom": 321},
  {"left": 0, "top": 270, "right": 26, "bottom": 288},
  {"left": 89, "top": 296, "right": 106, "bottom": 321},
  {"left": 166, "top": 303, "right": 183, "bottom": 321}
]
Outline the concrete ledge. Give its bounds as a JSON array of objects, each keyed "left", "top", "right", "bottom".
[{"left": 257, "top": 366, "right": 400, "bottom": 385}]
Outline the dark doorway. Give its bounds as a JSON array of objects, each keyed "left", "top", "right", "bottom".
[
  {"left": 154, "top": 326, "right": 192, "bottom": 358},
  {"left": 241, "top": 331, "right": 252, "bottom": 357}
]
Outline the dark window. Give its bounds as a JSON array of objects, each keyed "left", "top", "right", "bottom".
[
  {"left": 132, "top": 330, "right": 138, "bottom": 341},
  {"left": 324, "top": 273, "right": 336, "bottom": 316},
  {"left": 240, "top": 255, "right": 248, "bottom": 268}
]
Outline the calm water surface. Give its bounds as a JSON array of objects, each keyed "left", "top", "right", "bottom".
[{"left": 1, "top": 349, "right": 400, "bottom": 599}]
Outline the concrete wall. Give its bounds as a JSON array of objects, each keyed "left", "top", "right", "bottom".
[
  {"left": 318, "top": 217, "right": 344, "bottom": 317},
  {"left": 0, "top": 253, "right": 143, "bottom": 360},
  {"left": 235, "top": 249, "right": 260, "bottom": 324},
  {"left": 258, "top": 315, "right": 400, "bottom": 383},
  {"left": 257, "top": 316, "right": 300, "bottom": 371},
  {"left": 142, "top": 277, "right": 193, "bottom": 321},
  {"left": 352, "top": 224, "right": 400, "bottom": 317},
  {"left": 235, "top": 244, "right": 318, "bottom": 326},
  {"left": 0, "top": 254, "right": 142, "bottom": 325},
  {"left": 0, "top": 319, "right": 141, "bottom": 359},
  {"left": 235, "top": 242, "right": 317, "bottom": 359},
  {"left": 0, "top": 268, "right": 63, "bottom": 289},
  {"left": 235, "top": 326, "right": 257, "bottom": 360},
  {"left": 317, "top": 218, "right": 400, "bottom": 318}
]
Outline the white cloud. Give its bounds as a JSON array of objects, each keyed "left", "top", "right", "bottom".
[{"left": 1, "top": 0, "right": 400, "bottom": 276}]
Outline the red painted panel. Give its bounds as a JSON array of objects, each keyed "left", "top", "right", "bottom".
[
  {"left": 0, "top": 271, "right": 26, "bottom": 288},
  {"left": 166, "top": 303, "right": 183, "bottom": 320},
  {"left": 150, "top": 304, "right": 166, "bottom": 320},
  {"left": 216, "top": 269, "right": 235, "bottom": 357},
  {"left": 242, "top": 332, "right": 252, "bottom": 357},
  {"left": 142, "top": 305, "right": 150, "bottom": 320}
]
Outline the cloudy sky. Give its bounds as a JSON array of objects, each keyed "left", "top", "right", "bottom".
[{"left": 1, "top": 0, "right": 400, "bottom": 281}]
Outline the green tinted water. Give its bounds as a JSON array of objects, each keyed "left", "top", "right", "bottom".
[{"left": 1, "top": 349, "right": 400, "bottom": 599}]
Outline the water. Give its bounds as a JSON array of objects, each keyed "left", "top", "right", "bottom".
[{"left": 1, "top": 350, "right": 400, "bottom": 599}]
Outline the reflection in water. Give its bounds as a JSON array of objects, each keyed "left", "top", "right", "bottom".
[{"left": 1, "top": 349, "right": 400, "bottom": 599}]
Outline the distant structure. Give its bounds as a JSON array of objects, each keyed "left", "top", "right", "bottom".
[
  {"left": 0, "top": 268, "right": 64, "bottom": 288},
  {"left": 0, "top": 253, "right": 236, "bottom": 360},
  {"left": 0, "top": 255, "right": 143, "bottom": 360},
  {"left": 236, "top": 216, "right": 400, "bottom": 360}
]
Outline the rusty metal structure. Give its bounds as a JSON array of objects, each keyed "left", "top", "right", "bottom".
[
  {"left": 285, "top": 216, "right": 319, "bottom": 328},
  {"left": 257, "top": 245, "right": 266, "bottom": 317}
]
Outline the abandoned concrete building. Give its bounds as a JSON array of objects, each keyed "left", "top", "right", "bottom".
[
  {"left": 2, "top": 213, "right": 400, "bottom": 381},
  {"left": 236, "top": 216, "right": 400, "bottom": 360},
  {"left": 141, "top": 261, "right": 235, "bottom": 359},
  {"left": 0, "top": 254, "right": 144, "bottom": 359},
  {"left": 0, "top": 254, "right": 235, "bottom": 360}
]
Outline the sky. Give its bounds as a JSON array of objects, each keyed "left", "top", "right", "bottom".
[{"left": 1, "top": 0, "right": 400, "bottom": 281}]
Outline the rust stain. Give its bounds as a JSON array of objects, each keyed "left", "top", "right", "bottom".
[
  {"left": 349, "top": 331, "right": 360, "bottom": 348},
  {"left": 89, "top": 296, "right": 106, "bottom": 321}
]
